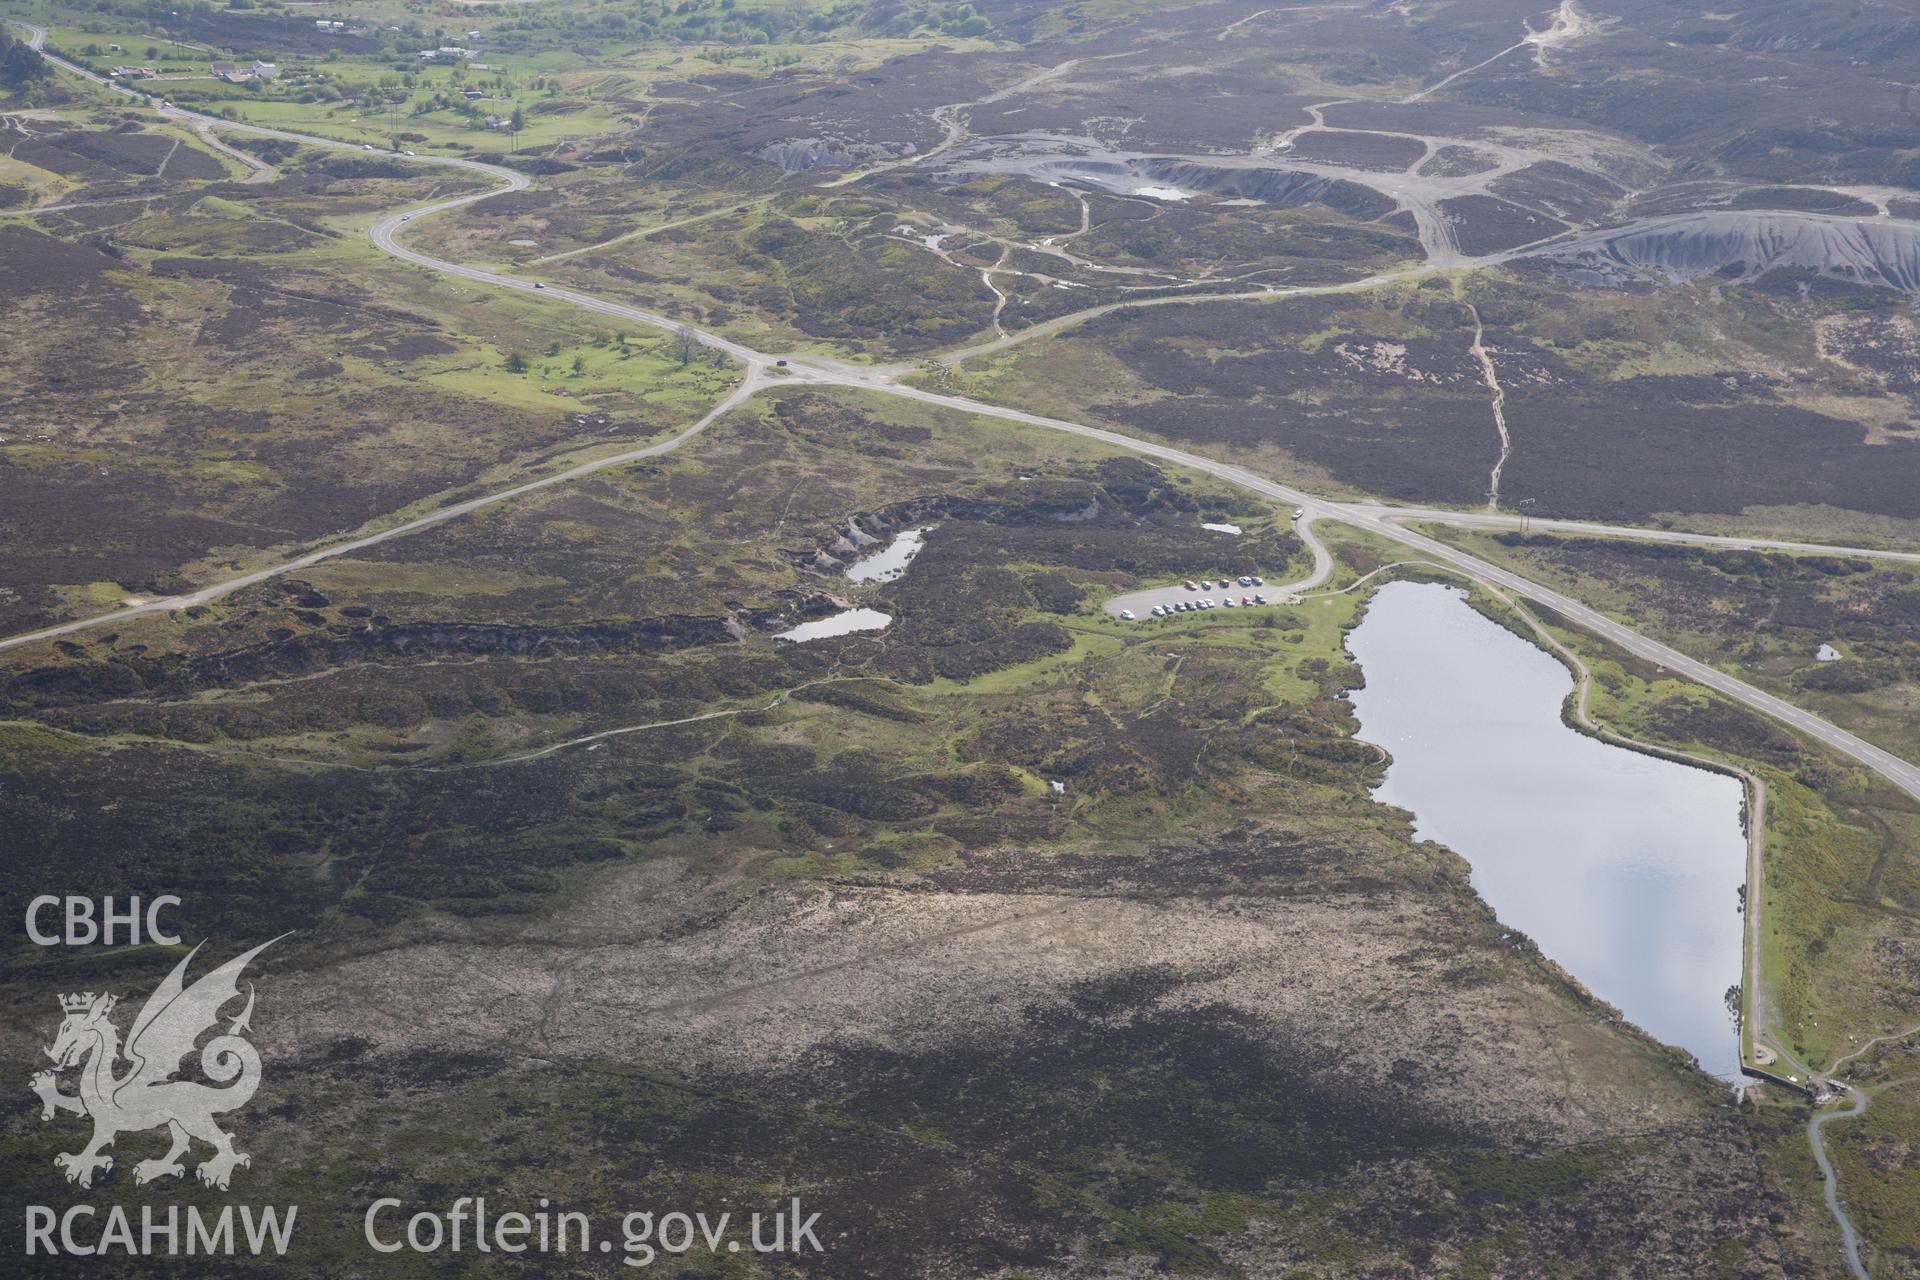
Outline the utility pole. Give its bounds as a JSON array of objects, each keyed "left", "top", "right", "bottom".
[{"left": 1518, "top": 497, "right": 1536, "bottom": 535}]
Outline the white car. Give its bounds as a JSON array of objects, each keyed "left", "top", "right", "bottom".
[
  {"left": 1119, "top": 609, "right": 1135, "bottom": 621},
  {"left": 1223, "top": 598, "right": 1238, "bottom": 607},
  {"left": 1292, "top": 508, "right": 1304, "bottom": 521},
  {"left": 399, "top": 214, "right": 411, "bottom": 222},
  {"left": 403, "top": 150, "right": 417, "bottom": 156},
  {"left": 1151, "top": 605, "right": 1165, "bottom": 617},
  {"left": 362, "top": 143, "right": 374, "bottom": 150}
]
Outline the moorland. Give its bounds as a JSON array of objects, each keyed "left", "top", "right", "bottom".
[{"left": 3, "top": 0, "right": 1920, "bottom": 1275}]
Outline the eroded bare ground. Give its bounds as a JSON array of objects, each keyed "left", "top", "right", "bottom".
[
  {"left": 449, "top": 0, "right": 1920, "bottom": 334},
  {"left": 0, "top": 388, "right": 1847, "bottom": 1274},
  {"left": 258, "top": 833, "right": 1822, "bottom": 1274},
  {"left": 6, "top": 1, "right": 1920, "bottom": 1273},
  {"left": 386, "top": 0, "right": 1920, "bottom": 541},
  {"left": 2, "top": 812, "right": 1830, "bottom": 1275}
]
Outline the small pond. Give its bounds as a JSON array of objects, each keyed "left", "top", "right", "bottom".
[
  {"left": 776, "top": 608, "right": 894, "bottom": 643},
  {"left": 846, "top": 528, "right": 930, "bottom": 584}
]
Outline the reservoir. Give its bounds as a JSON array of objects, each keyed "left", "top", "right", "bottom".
[{"left": 1345, "top": 582, "right": 1746, "bottom": 1077}]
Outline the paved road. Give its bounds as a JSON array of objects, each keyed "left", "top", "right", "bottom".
[
  {"left": 1365, "top": 519, "right": 1920, "bottom": 800},
  {"left": 1352, "top": 504, "right": 1920, "bottom": 566},
  {"left": 9, "top": 22, "right": 1920, "bottom": 822},
  {"left": 16, "top": 25, "right": 1906, "bottom": 1273}
]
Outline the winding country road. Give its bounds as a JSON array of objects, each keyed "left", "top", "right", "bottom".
[
  {"left": 11, "top": 22, "right": 1914, "bottom": 1270},
  {"left": 8, "top": 22, "right": 1920, "bottom": 819}
]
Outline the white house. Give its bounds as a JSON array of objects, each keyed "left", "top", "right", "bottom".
[{"left": 251, "top": 61, "right": 277, "bottom": 78}]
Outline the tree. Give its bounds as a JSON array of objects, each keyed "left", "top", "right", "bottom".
[
  {"left": 0, "top": 28, "right": 50, "bottom": 87},
  {"left": 672, "top": 326, "right": 698, "bottom": 366},
  {"left": 503, "top": 352, "right": 528, "bottom": 374},
  {"left": 145, "top": 46, "right": 158, "bottom": 60},
  {"left": 571, "top": 354, "right": 586, "bottom": 376}
]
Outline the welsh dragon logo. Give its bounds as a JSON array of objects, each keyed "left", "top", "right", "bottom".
[{"left": 30, "top": 937, "right": 282, "bottom": 1190}]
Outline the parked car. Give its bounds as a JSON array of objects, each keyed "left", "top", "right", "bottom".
[
  {"left": 1184, "top": 580, "right": 1198, "bottom": 591},
  {"left": 1119, "top": 609, "right": 1135, "bottom": 621}
]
